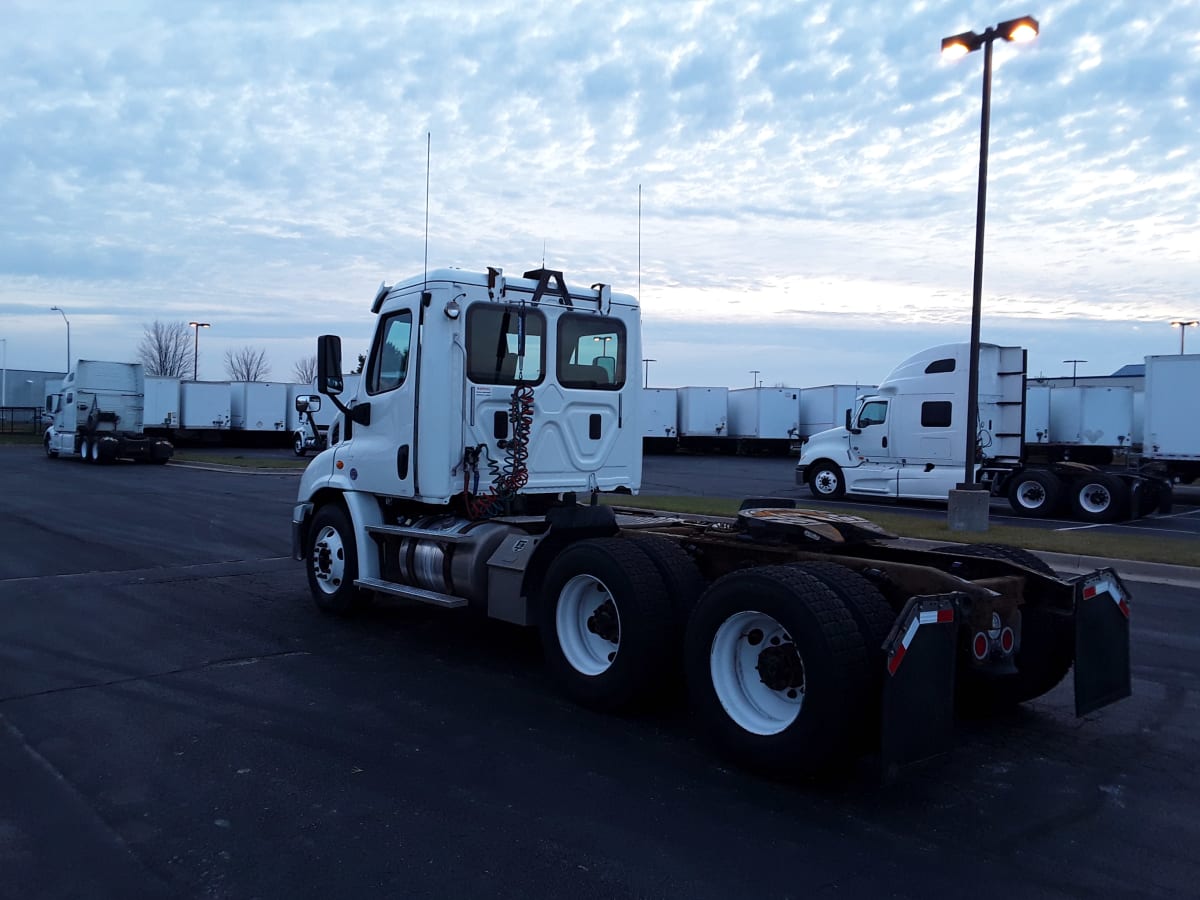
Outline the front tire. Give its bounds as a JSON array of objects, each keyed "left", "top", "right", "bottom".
[
  {"left": 685, "top": 566, "right": 870, "bottom": 774},
  {"left": 306, "top": 505, "right": 366, "bottom": 616},
  {"left": 293, "top": 432, "right": 307, "bottom": 457},
  {"left": 539, "top": 538, "right": 674, "bottom": 712},
  {"left": 807, "top": 461, "right": 846, "bottom": 500},
  {"left": 44, "top": 433, "right": 58, "bottom": 458},
  {"left": 79, "top": 437, "right": 91, "bottom": 462}
]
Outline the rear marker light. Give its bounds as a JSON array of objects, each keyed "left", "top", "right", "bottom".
[
  {"left": 999, "top": 626, "right": 1015, "bottom": 654},
  {"left": 972, "top": 632, "right": 989, "bottom": 660}
]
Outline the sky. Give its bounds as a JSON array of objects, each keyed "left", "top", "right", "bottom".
[{"left": 2, "top": 0, "right": 1198, "bottom": 390}]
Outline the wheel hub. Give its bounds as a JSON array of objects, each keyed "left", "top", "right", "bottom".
[
  {"left": 586, "top": 596, "right": 620, "bottom": 644},
  {"left": 755, "top": 641, "right": 805, "bottom": 692}
]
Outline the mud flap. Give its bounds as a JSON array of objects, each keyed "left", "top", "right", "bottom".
[
  {"left": 880, "top": 594, "right": 960, "bottom": 774},
  {"left": 1073, "top": 569, "right": 1132, "bottom": 717}
]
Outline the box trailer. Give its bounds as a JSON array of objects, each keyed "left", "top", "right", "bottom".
[
  {"left": 639, "top": 388, "right": 678, "bottom": 451},
  {"left": 230, "top": 381, "right": 289, "bottom": 432},
  {"left": 676, "top": 386, "right": 728, "bottom": 451},
  {"left": 144, "top": 376, "right": 181, "bottom": 432},
  {"left": 180, "top": 381, "right": 231, "bottom": 430},
  {"left": 727, "top": 387, "right": 800, "bottom": 454},
  {"left": 797, "top": 385, "right": 874, "bottom": 440},
  {"left": 1143, "top": 353, "right": 1200, "bottom": 482}
]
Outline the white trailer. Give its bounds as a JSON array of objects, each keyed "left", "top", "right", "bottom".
[
  {"left": 289, "top": 265, "right": 1133, "bottom": 779},
  {"left": 144, "top": 376, "right": 181, "bottom": 432},
  {"left": 230, "top": 381, "right": 289, "bottom": 432},
  {"left": 43, "top": 360, "right": 172, "bottom": 463},
  {"left": 1143, "top": 353, "right": 1200, "bottom": 483},
  {"left": 180, "top": 381, "right": 231, "bottom": 430},
  {"left": 1048, "top": 386, "right": 1135, "bottom": 451},
  {"left": 639, "top": 387, "right": 678, "bottom": 451},
  {"left": 797, "top": 385, "right": 874, "bottom": 440},
  {"left": 727, "top": 387, "right": 800, "bottom": 454},
  {"left": 676, "top": 387, "right": 728, "bottom": 451}
]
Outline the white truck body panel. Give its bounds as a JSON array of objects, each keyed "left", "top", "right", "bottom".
[
  {"left": 1144, "top": 354, "right": 1200, "bottom": 461},
  {"left": 55, "top": 360, "right": 146, "bottom": 436},
  {"left": 727, "top": 387, "right": 800, "bottom": 439},
  {"left": 1025, "top": 386, "right": 1051, "bottom": 444},
  {"left": 180, "top": 381, "right": 232, "bottom": 429},
  {"left": 640, "top": 388, "right": 678, "bottom": 439},
  {"left": 797, "top": 385, "right": 874, "bottom": 439},
  {"left": 144, "top": 376, "right": 181, "bottom": 429},
  {"left": 230, "top": 382, "right": 289, "bottom": 431},
  {"left": 676, "top": 387, "right": 728, "bottom": 437},
  {"left": 1047, "top": 386, "right": 1135, "bottom": 447}
]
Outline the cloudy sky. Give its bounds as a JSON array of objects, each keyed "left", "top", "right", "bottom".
[{"left": 2, "top": 0, "right": 1197, "bottom": 390}]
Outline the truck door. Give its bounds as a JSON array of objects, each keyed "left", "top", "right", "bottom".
[
  {"left": 845, "top": 399, "right": 898, "bottom": 496},
  {"left": 331, "top": 306, "right": 416, "bottom": 498}
]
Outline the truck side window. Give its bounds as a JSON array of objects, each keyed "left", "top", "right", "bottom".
[
  {"left": 466, "top": 305, "right": 546, "bottom": 385},
  {"left": 367, "top": 312, "right": 413, "bottom": 394},
  {"left": 921, "top": 401, "right": 952, "bottom": 428},
  {"left": 925, "top": 358, "right": 956, "bottom": 374},
  {"left": 857, "top": 401, "right": 887, "bottom": 428},
  {"left": 557, "top": 314, "right": 625, "bottom": 390}
]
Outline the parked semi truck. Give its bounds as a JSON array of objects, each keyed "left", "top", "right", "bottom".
[
  {"left": 291, "top": 267, "right": 1131, "bottom": 776},
  {"left": 44, "top": 360, "right": 173, "bottom": 463},
  {"left": 796, "top": 343, "right": 1172, "bottom": 523}
]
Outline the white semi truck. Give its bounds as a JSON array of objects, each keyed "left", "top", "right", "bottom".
[
  {"left": 44, "top": 360, "right": 173, "bottom": 463},
  {"left": 796, "top": 343, "right": 1173, "bottom": 523},
  {"left": 292, "top": 267, "right": 1132, "bottom": 776}
]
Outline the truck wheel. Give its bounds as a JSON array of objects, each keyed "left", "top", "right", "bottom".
[
  {"left": 293, "top": 433, "right": 307, "bottom": 457},
  {"left": 622, "top": 533, "right": 707, "bottom": 627},
  {"left": 807, "top": 462, "right": 845, "bottom": 500},
  {"left": 307, "top": 505, "right": 366, "bottom": 616},
  {"left": 1070, "top": 473, "right": 1128, "bottom": 523},
  {"left": 685, "top": 566, "right": 869, "bottom": 773},
  {"left": 79, "top": 437, "right": 91, "bottom": 462},
  {"left": 1007, "top": 470, "right": 1063, "bottom": 518},
  {"left": 538, "top": 538, "right": 673, "bottom": 712},
  {"left": 90, "top": 439, "right": 104, "bottom": 464},
  {"left": 44, "top": 434, "right": 58, "bottom": 459}
]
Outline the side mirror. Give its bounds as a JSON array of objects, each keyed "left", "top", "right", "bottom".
[
  {"left": 317, "top": 335, "right": 343, "bottom": 396},
  {"left": 295, "top": 394, "right": 322, "bottom": 413},
  {"left": 844, "top": 408, "right": 852, "bottom": 429}
]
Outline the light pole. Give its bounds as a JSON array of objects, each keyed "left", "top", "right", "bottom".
[
  {"left": 189, "top": 322, "right": 211, "bottom": 381},
  {"left": 750, "top": 369, "right": 760, "bottom": 388},
  {"left": 49, "top": 306, "right": 71, "bottom": 373},
  {"left": 642, "top": 358, "right": 656, "bottom": 389},
  {"left": 593, "top": 335, "right": 612, "bottom": 356},
  {"left": 1, "top": 338, "right": 6, "bottom": 408},
  {"left": 1170, "top": 320, "right": 1198, "bottom": 354},
  {"left": 1063, "top": 359, "right": 1086, "bottom": 386},
  {"left": 941, "top": 15, "right": 1038, "bottom": 528}
]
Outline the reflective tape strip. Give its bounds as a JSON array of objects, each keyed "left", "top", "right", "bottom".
[{"left": 888, "top": 605, "right": 954, "bottom": 675}]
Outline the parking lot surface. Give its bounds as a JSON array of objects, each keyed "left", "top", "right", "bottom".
[{"left": 2, "top": 445, "right": 1198, "bottom": 898}]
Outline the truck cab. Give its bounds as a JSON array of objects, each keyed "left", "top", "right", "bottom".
[{"left": 797, "top": 343, "right": 1024, "bottom": 500}]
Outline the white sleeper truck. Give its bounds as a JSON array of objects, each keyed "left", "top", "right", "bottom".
[
  {"left": 796, "top": 343, "right": 1172, "bottom": 523},
  {"left": 44, "top": 360, "right": 173, "bottom": 464},
  {"left": 293, "top": 268, "right": 1133, "bottom": 776}
]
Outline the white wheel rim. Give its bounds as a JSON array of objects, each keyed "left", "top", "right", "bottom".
[
  {"left": 1078, "top": 483, "right": 1110, "bottom": 514},
  {"left": 1016, "top": 481, "right": 1045, "bottom": 509},
  {"left": 710, "top": 610, "right": 804, "bottom": 736},
  {"left": 91, "top": 441, "right": 100, "bottom": 461},
  {"left": 312, "top": 525, "right": 347, "bottom": 595},
  {"left": 813, "top": 470, "right": 839, "bottom": 496},
  {"left": 555, "top": 573, "right": 620, "bottom": 676}
]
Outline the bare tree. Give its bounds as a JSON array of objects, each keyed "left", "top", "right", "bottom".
[
  {"left": 224, "top": 346, "right": 272, "bottom": 382},
  {"left": 354, "top": 353, "right": 366, "bottom": 374},
  {"left": 137, "top": 321, "right": 195, "bottom": 378},
  {"left": 292, "top": 354, "right": 317, "bottom": 384}
]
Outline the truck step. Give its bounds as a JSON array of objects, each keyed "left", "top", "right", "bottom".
[
  {"left": 365, "top": 524, "right": 472, "bottom": 544},
  {"left": 354, "top": 577, "right": 468, "bottom": 608}
]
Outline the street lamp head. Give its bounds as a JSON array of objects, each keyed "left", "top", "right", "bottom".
[
  {"left": 189, "top": 321, "right": 211, "bottom": 329},
  {"left": 999, "top": 15, "right": 1040, "bottom": 43},
  {"left": 1170, "top": 320, "right": 1199, "bottom": 328},
  {"left": 941, "top": 30, "right": 982, "bottom": 58}
]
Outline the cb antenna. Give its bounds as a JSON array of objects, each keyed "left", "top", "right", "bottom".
[
  {"left": 423, "top": 132, "right": 431, "bottom": 291},
  {"left": 637, "top": 183, "right": 642, "bottom": 302}
]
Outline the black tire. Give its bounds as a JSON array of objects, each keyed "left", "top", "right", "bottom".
[
  {"left": 538, "top": 538, "right": 674, "bottom": 712},
  {"left": 1069, "top": 473, "right": 1129, "bottom": 523},
  {"left": 685, "top": 566, "right": 870, "bottom": 774},
  {"left": 1007, "top": 470, "right": 1063, "bottom": 518},
  {"left": 807, "top": 461, "right": 846, "bottom": 500},
  {"left": 306, "top": 504, "right": 367, "bottom": 616},
  {"left": 622, "top": 533, "right": 706, "bottom": 627},
  {"left": 44, "top": 433, "right": 57, "bottom": 459},
  {"left": 293, "top": 433, "right": 307, "bottom": 457},
  {"left": 931, "top": 543, "right": 1072, "bottom": 708}
]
